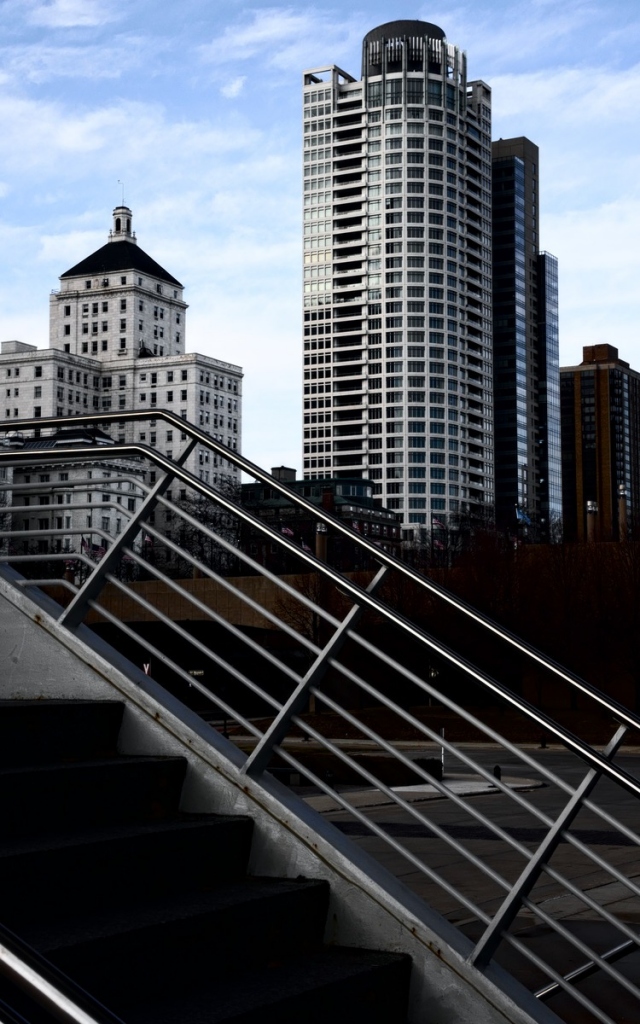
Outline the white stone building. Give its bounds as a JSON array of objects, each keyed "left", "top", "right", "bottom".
[
  {"left": 302, "top": 20, "right": 494, "bottom": 532},
  {"left": 0, "top": 206, "right": 243, "bottom": 556},
  {"left": 1, "top": 206, "right": 242, "bottom": 490}
]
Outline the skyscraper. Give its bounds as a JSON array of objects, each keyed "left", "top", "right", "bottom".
[
  {"left": 303, "top": 20, "right": 494, "bottom": 532},
  {"left": 560, "top": 345, "right": 640, "bottom": 542},
  {"left": 491, "top": 138, "right": 561, "bottom": 538}
]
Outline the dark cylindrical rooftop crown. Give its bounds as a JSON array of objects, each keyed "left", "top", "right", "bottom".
[
  {"left": 363, "top": 20, "right": 445, "bottom": 46},
  {"left": 362, "top": 20, "right": 445, "bottom": 76}
]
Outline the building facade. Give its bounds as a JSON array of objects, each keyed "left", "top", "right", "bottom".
[
  {"left": 303, "top": 20, "right": 495, "bottom": 533},
  {"left": 241, "top": 468, "right": 402, "bottom": 570},
  {"left": 0, "top": 207, "right": 243, "bottom": 556},
  {"left": 1, "top": 207, "right": 242, "bottom": 493},
  {"left": 491, "top": 137, "right": 561, "bottom": 539},
  {"left": 560, "top": 345, "right": 640, "bottom": 542}
]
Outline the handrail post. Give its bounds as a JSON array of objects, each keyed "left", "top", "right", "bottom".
[
  {"left": 59, "top": 439, "right": 197, "bottom": 629},
  {"left": 469, "top": 723, "right": 628, "bottom": 970},
  {"left": 242, "top": 565, "right": 389, "bottom": 778}
]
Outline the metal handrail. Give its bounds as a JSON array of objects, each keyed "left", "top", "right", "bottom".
[
  {"left": 0, "top": 921, "right": 123, "bottom": 1024},
  {"left": 2, "top": 431, "right": 640, "bottom": 799},
  {"left": 2, "top": 412, "right": 640, "bottom": 1024},
  {"left": 1, "top": 408, "right": 637, "bottom": 743}
]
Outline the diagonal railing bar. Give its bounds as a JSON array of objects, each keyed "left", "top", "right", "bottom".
[
  {"left": 3, "top": 425, "right": 640, "bottom": 785},
  {"left": 16, "top": 578, "right": 78, "bottom": 594},
  {"left": 536, "top": 938, "right": 638, "bottom": 1002},
  {"left": 537, "top": 864, "right": 640, "bottom": 958},
  {"left": 325, "top": 650, "right": 640, "bottom": 895},
  {"left": 330, "top": 645, "right": 640, "bottom": 865},
  {"left": 276, "top": 715, "right": 515, "bottom": 893},
  {"left": 518, "top": 894, "right": 640, "bottom": 1005},
  {"left": 297, "top": 687, "right": 535, "bottom": 860},
  {"left": 59, "top": 438, "right": 197, "bottom": 629},
  {"left": 4, "top": 417, "right": 640, "bottom": 1020},
  {"left": 149, "top": 495, "right": 342, "bottom": 628},
  {"left": 83, "top": 596, "right": 264, "bottom": 737},
  {"left": 325, "top": 653, "right": 640, "bottom": 898},
  {"left": 243, "top": 564, "right": 389, "bottom": 777},
  {"left": 118, "top": 548, "right": 305, "bottom": 686},
  {"left": 505, "top": 930, "right": 620, "bottom": 1024},
  {"left": 470, "top": 724, "right": 629, "bottom": 969},
  {"left": 140, "top": 521, "right": 322, "bottom": 653},
  {"left": 3, "top": 409, "right": 640, "bottom": 740},
  {"left": 10, "top": 437, "right": 640, "bottom": 801},
  {"left": 337, "top": 627, "right": 640, "bottom": 801},
  {"left": 273, "top": 740, "right": 494, "bottom": 925},
  {"left": 101, "top": 570, "right": 283, "bottom": 712}
]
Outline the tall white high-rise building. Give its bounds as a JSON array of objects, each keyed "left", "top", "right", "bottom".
[{"left": 302, "top": 20, "right": 494, "bottom": 530}]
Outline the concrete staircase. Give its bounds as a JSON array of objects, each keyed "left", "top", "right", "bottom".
[{"left": 0, "top": 699, "right": 411, "bottom": 1024}]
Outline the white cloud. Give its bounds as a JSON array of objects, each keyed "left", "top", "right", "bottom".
[
  {"left": 199, "top": 6, "right": 366, "bottom": 73},
  {"left": 220, "top": 75, "right": 246, "bottom": 99},
  {"left": 0, "top": 94, "right": 263, "bottom": 177},
  {"left": 491, "top": 65, "right": 640, "bottom": 122},
  {"left": 26, "top": 0, "right": 122, "bottom": 28},
  {"left": 0, "top": 39, "right": 147, "bottom": 82},
  {"left": 420, "top": 1, "right": 607, "bottom": 73}
]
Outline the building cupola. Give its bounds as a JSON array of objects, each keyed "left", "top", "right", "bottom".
[{"left": 109, "top": 206, "right": 136, "bottom": 244}]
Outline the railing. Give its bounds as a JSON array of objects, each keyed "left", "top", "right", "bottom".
[
  {"left": 0, "top": 920, "right": 123, "bottom": 1024},
  {"left": 2, "top": 410, "right": 640, "bottom": 1024}
]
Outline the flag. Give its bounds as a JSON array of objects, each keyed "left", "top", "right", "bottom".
[
  {"left": 434, "top": 539, "right": 445, "bottom": 550},
  {"left": 301, "top": 541, "right": 312, "bottom": 552},
  {"left": 281, "top": 526, "right": 295, "bottom": 537},
  {"left": 352, "top": 520, "right": 360, "bottom": 531},
  {"left": 515, "top": 507, "right": 531, "bottom": 526},
  {"left": 432, "top": 518, "right": 446, "bottom": 529}
]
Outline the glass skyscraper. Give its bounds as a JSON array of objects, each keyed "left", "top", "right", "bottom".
[
  {"left": 491, "top": 138, "right": 561, "bottom": 539},
  {"left": 302, "top": 20, "right": 494, "bottom": 533}
]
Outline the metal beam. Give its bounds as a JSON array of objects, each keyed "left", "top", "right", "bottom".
[
  {"left": 469, "top": 724, "right": 628, "bottom": 969},
  {"left": 243, "top": 565, "right": 388, "bottom": 777},
  {"left": 59, "top": 438, "right": 196, "bottom": 629}
]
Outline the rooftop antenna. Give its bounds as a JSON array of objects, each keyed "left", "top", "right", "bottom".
[{"left": 117, "top": 179, "right": 125, "bottom": 206}]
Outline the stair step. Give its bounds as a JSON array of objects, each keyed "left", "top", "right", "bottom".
[
  {"left": 0, "top": 815, "right": 254, "bottom": 926},
  {"left": 0, "top": 756, "right": 187, "bottom": 835},
  {"left": 125, "top": 948, "right": 412, "bottom": 1024},
  {"left": 0, "top": 698, "right": 412, "bottom": 1024},
  {"left": 27, "top": 879, "right": 331, "bottom": 1002},
  {"left": 0, "top": 700, "right": 123, "bottom": 766}
]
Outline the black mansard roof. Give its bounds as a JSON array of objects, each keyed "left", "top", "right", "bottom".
[{"left": 60, "top": 240, "right": 182, "bottom": 288}]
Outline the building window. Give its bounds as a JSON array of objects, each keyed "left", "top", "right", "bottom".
[
  {"left": 64, "top": 305, "right": 71, "bottom": 316},
  {"left": 34, "top": 406, "right": 41, "bottom": 417},
  {"left": 121, "top": 276, "right": 127, "bottom": 285},
  {"left": 34, "top": 386, "right": 41, "bottom": 398},
  {"left": 85, "top": 280, "right": 92, "bottom": 289},
  {"left": 34, "top": 366, "right": 42, "bottom": 378}
]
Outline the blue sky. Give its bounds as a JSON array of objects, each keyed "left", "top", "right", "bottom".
[{"left": 0, "top": 0, "right": 638, "bottom": 471}]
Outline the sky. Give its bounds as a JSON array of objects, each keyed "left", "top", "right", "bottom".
[{"left": 0, "top": 0, "right": 638, "bottom": 472}]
